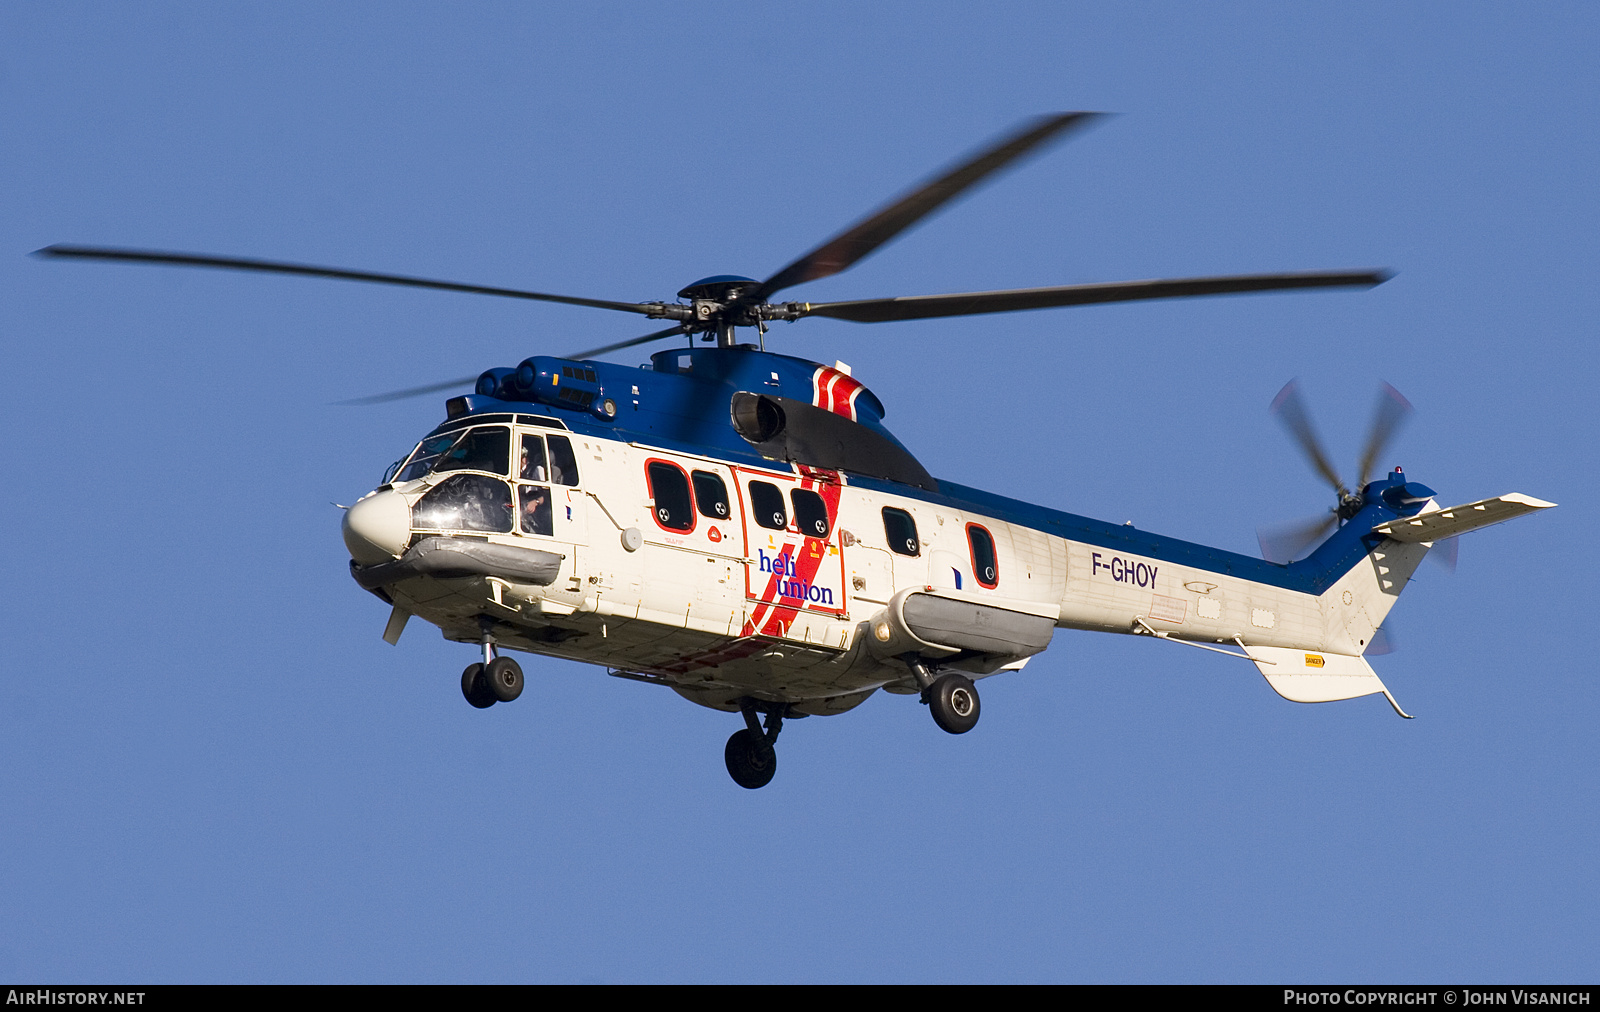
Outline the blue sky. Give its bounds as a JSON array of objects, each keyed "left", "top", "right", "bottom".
[{"left": 2, "top": 2, "right": 1596, "bottom": 983}]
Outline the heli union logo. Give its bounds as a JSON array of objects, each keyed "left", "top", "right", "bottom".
[{"left": 757, "top": 549, "right": 835, "bottom": 605}]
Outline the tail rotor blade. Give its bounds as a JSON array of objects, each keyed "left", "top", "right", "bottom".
[
  {"left": 1270, "top": 379, "right": 1346, "bottom": 495},
  {"left": 1428, "top": 535, "right": 1460, "bottom": 573},
  {"left": 1356, "top": 382, "right": 1415, "bottom": 487},
  {"left": 1366, "top": 625, "right": 1398, "bottom": 655},
  {"left": 1258, "top": 512, "right": 1338, "bottom": 564}
]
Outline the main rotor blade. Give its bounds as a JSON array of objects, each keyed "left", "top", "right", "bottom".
[
  {"left": 338, "top": 323, "right": 690, "bottom": 406},
  {"left": 566, "top": 324, "right": 689, "bottom": 361},
  {"left": 336, "top": 374, "right": 481, "bottom": 406},
  {"left": 748, "top": 112, "right": 1100, "bottom": 304},
  {"left": 1355, "top": 381, "right": 1414, "bottom": 488},
  {"left": 794, "top": 270, "right": 1390, "bottom": 323},
  {"left": 35, "top": 245, "right": 657, "bottom": 316},
  {"left": 1258, "top": 512, "right": 1339, "bottom": 564},
  {"left": 1270, "top": 379, "right": 1347, "bottom": 495}
]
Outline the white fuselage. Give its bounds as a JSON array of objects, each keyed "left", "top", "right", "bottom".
[{"left": 360, "top": 419, "right": 1425, "bottom": 716}]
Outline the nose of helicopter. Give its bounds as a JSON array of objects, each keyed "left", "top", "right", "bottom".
[{"left": 342, "top": 489, "right": 411, "bottom": 564}]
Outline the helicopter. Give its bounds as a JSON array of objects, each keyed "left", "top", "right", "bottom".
[{"left": 38, "top": 113, "right": 1553, "bottom": 789}]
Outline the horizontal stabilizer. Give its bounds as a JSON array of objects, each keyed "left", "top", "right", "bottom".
[
  {"left": 1371, "top": 493, "right": 1555, "bottom": 543},
  {"left": 1241, "top": 644, "right": 1412, "bottom": 717}
]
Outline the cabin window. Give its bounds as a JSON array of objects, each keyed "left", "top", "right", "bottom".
[
  {"left": 431, "top": 426, "right": 510, "bottom": 476},
  {"left": 967, "top": 523, "right": 999, "bottom": 588},
  {"left": 692, "top": 470, "right": 731, "bottom": 520},
  {"left": 547, "top": 435, "right": 580, "bottom": 487},
  {"left": 791, "top": 489, "right": 830, "bottom": 539},
  {"left": 749, "top": 481, "right": 788, "bottom": 531},
  {"left": 518, "top": 484, "right": 553, "bottom": 536},
  {"left": 412, "top": 474, "right": 513, "bottom": 534},
  {"left": 647, "top": 461, "right": 694, "bottom": 531},
  {"left": 883, "top": 508, "right": 920, "bottom": 556}
]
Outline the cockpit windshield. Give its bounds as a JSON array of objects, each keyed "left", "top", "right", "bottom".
[{"left": 393, "top": 425, "right": 510, "bottom": 483}]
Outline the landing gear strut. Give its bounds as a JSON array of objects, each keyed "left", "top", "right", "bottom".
[
  {"left": 724, "top": 701, "right": 784, "bottom": 789},
  {"left": 460, "top": 617, "right": 524, "bottom": 709},
  {"left": 905, "top": 656, "right": 981, "bottom": 734}
]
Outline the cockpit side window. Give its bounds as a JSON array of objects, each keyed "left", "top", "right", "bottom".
[
  {"left": 518, "top": 483, "right": 553, "bottom": 536},
  {"left": 432, "top": 426, "right": 510, "bottom": 476},
  {"left": 519, "top": 434, "right": 549, "bottom": 481},
  {"left": 547, "top": 435, "right": 580, "bottom": 487}
]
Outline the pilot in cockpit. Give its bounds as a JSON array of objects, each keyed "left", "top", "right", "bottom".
[
  {"left": 520, "top": 436, "right": 564, "bottom": 485},
  {"left": 519, "top": 484, "right": 553, "bottom": 536},
  {"left": 520, "top": 438, "right": 546, "bottom": 481}
]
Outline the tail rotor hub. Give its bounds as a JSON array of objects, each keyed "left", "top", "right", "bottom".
[{"left": 1260, "top": 380, "right": 1416, "bottom": 564}]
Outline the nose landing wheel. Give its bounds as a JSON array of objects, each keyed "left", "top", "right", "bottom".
[
  {"left": 724, "top": 728, "right": 777, "bottom": 789},
  {"left": 460, "top": 657, "right": 524, "bottom": 708},
  {"left": 461, "top": 663, "right": 497, "bottom": 708},
  {"left": 724, "top": 702, "right": 784, "bottom": 789},
  {"left": 484, "top": 656, "right": 523, "bottom": 701},
  {"left": 460, "top": 617, "right": 524, "bottom": 708}
]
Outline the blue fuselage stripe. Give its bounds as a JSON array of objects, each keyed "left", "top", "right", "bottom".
[
  {"left": 455, "top": 406, "right": 1409, "bottom": 598},
  {"left": 847, "top": 475, "right": 1405, "bottom": 596}
]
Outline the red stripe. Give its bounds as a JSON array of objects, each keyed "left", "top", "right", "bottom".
[
  {"left": 741, "top": 475, "right": 844, "bottom": 637},
  {"left": 656, "top": 637, "right": 773, "bottom": 675},
  {"left": 811, "top": 367, "right": 865, "bottom": 422}
]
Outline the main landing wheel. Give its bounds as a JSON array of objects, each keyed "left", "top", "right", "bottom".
[
  {"left": 484, "top": 656, "right": 524, "bottom": 702},
  {"left": 928, "top": 673, "right": 980, "bottom": 734},
  {"left": 461, "top": 663, "right": 496, "bottom": 709},
  {"left": 724, "top": 729, "right": 777, "bottom": 789}
]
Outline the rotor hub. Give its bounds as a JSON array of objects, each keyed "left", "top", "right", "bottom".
[{"left": 676, "top": 275, "right": 758, "bottom": 302}]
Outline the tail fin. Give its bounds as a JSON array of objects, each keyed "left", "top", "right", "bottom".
[
  {"left": 1294, "top": 490, "right": 1556, "bottom": 655},
  {"left": 1347, "top": 492, "right": 1555, "bottom": 641},
  {"left": 1258, "top": 490, "right": 1554, "bottom": 715}
]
